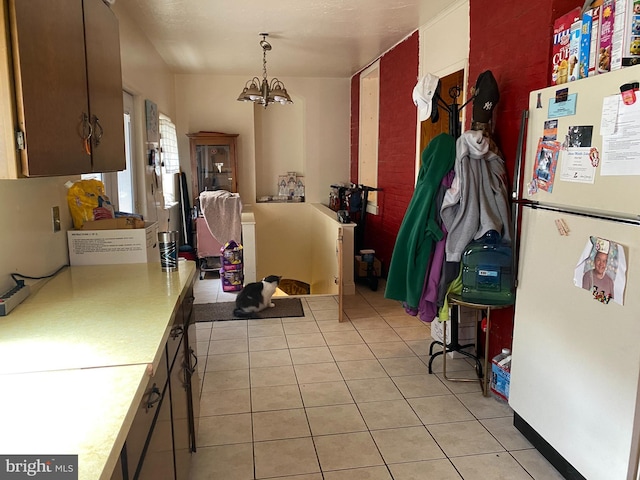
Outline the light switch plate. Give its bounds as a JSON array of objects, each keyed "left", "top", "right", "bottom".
[{"left": 52, "top": 206, "right": 61, "bottom": 232}]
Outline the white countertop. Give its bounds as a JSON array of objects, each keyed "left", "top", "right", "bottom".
[
  {"left": 0, "top": 365, "right": 149, "bottom": 480},
  {"left": 0, "top": 261, "right": 196, "bottom": 480},
  {"left": 0, "top": 261, "right": 195, "bottom": 375}
]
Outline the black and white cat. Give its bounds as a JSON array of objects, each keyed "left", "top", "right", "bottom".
[{"left": 233, "top": 275, "right": 281, "bottom": 317}]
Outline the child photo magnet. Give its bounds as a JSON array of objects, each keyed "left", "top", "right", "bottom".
[{"left": 574, "top": 236, "right": 627, "bottom": 305}]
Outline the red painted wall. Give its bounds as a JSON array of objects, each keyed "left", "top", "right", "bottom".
[
  {"left": 468, "top": 0, "right": 581, "bottom": 359},
  {"left": 350, "top": 32, "right": 419, "bottom": 272},
  {"left": 350, "top": 1, "right": 581, "bottom": 359}
]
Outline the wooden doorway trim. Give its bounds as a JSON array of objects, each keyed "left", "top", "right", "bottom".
[{"left": 419, "top": 69, "right": 465, "bottom": 153}]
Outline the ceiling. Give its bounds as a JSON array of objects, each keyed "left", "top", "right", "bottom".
[{"left": 114, "top": 0, "right": 452, "bottom": 78}]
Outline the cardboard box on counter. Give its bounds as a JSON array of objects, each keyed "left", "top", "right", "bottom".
[
  {"left": 68, "top": 222, "right": 158, "bottom": 265},
  {"left": 81, "top": 217, "right": 145, "bottom": 230}
]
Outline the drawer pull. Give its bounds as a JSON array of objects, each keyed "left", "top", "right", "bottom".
[
  {"left": 189, "top": 347, "right": 198, "bottom": 373},
  {"left": 145, "top": 384, "right": 161, "bottom": 411},
  {"left": 170, "top": 325, "right": 184, "bottom": 339}
]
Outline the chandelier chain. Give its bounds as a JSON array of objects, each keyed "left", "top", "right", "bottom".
[{"left": 263, "top": 46, "right": 268, "bottom": 82}]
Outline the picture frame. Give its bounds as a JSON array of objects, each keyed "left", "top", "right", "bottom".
[{"left": 145, "top": 99, "right": 159, "bottom": 143}]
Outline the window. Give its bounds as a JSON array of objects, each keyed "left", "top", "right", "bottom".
[
  {"left": 358, "top": 61, "right": 379, "bottom": 214},
  {"left": 159, "top": 114, "right": 180, "bottom": 205},
  {"left": 118, "top": 91, "right": 136, "bottom": 213}
]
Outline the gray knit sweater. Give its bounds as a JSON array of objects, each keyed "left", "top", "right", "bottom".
[{"left": 440, "top": 130, "right": 512, "bottom": 262}]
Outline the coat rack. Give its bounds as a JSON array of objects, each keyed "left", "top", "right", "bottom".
[
  {"left": 425, "top": 72, "right": 499, "bottom": 389},
  {"left": 434, "top": 83, "right": 474, "bottom": 140}
]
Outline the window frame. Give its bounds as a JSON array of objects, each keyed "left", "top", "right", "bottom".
[{"left": 358, "top": 60, "right": 380, "bottom": 215}]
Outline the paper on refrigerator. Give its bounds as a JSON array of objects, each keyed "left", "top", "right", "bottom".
[{"left": 600, "top": 96, "right": 640, "bottom": 176}]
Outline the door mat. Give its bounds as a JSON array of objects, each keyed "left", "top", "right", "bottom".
[{"left": 194, "top": 297, "right": 304, "bottom": 322}]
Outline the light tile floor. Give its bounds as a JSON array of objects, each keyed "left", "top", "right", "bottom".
[{"left": 189, "top": 274, "right": 563, "bottom": 480}]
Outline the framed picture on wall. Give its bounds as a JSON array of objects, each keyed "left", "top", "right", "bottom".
[{"left": 145, "top": 99, "right": 159, "bottom": 143}]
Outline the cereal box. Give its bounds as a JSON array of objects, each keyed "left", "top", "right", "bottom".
[
  {"left": 579, "top": 12, "right": 593, "bottom": 78},
  {"left": 597, "top": 0, "right": 616, "bottom": 73},
  {"left": 588, "top": 5, "right": 603, "bottom": 76},
  {"left": 569, "top": 19, "right": 582, "bottom": 81},
  {"left": 621, "top": 0, "right": 640, "bottom": 66},
  {"left": 552, "top": 7, "right": 582, "bottom": 85},
  {"left": 611, "top": 0, "right": 630, "bottom": 70}
]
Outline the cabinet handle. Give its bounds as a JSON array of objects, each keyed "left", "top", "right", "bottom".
[
  {"left": 170, "top": 325, "right": 184, "bottom": 339},
  {"left": 145, "top": 384, "right": 161, "bottom": 411},
  {"left": 186, "top": 347, "right": 198, "bottom": 375},
  {"left": 184, "top": 347, "right": 198, "bottom": 376},
  {"left": 92, "top": 115, "right": 104, "bottom": 147},
  {"left": 80, "top": 113, "right": 93, "bottom": 155},
  {"left": 190, "top": 347, "right": 199, "bottom": 371},
  {"left": 181, "top": 362, "right": 190, "bottom": 387}
]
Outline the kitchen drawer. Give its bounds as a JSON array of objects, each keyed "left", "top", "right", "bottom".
[{"left": 124, "top": 346, "right": 169, "bottom": 480}]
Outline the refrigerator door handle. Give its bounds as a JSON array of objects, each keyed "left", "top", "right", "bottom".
[
  {"left": 512, "top": 109, "right": 529, "bottom": 201},
  {"left": 511, "top": 109, "right": 530, "bottom": 289},
  {"left": 515, "top": 200, "right": 640, "bottom": 226}
]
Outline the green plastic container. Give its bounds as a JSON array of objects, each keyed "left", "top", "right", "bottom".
[{"left": 461, "top": 230, "right": 514, "bottom": 305}]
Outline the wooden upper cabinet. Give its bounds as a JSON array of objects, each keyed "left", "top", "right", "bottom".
[
  {"left": 8, "top": 0, "right": 125, "bottom": 177},
  {"left": 187, "top": 132, "right": 239, "bottom": 200},
  {"left": 83, "top": 0, "right": 125, "bottom": 173}
]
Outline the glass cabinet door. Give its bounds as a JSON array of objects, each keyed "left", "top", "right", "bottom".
[
  {"left": 196, "top": 144, "right": 233, "bottom": 192},
  {"left": 188, "top": 132, "right": 238, "bottom": 199}
]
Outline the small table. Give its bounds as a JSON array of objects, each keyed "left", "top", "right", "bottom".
[{"left": 429, "top": 294, "right": 513, "bottom": 396}]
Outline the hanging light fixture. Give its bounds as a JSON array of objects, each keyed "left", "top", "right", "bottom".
[{"left": 237, "top": 33, "right": 293, "bottom": 108}]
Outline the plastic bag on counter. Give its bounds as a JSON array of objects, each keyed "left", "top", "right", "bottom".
[{"left": 66, "top": 179, "right": 115, "bottom": 229}]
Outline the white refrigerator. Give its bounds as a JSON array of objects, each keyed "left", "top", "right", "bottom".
[{"left": 510, "top": 63, "right": 640, "bottom": 480}]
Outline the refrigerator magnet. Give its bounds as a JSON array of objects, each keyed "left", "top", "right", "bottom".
[
  {"left": 548, "top": 93, "right": 577, "bottom": 118},
  {"left": 589, "top": 147, "right": 600, "bottom": 167},
  {"left": 573, "top": 236, "right": 627, "bottom": 306},
  {"left": 554, "top": 218, "right": 570, "bottom": 236},
  {"left": 620, "top": 83, "right": 637, "bottom": 105}
]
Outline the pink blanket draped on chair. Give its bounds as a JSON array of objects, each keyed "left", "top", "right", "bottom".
[{"left": 199, "top": 190, "right": 243, "bottom": 245}]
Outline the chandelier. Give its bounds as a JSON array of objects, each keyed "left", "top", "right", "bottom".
[{"left": 237, "top": 33, "right": 293, "bottom": 108}]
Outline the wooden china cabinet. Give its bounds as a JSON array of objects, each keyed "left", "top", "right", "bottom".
[{"left": 187, "top": 132, "right": 239, "bottom": 198}]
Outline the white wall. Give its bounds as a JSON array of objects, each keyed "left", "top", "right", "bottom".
[
  {"left": 0, "top": 177, "right": 74, "bottom": 293},
  {"left": 112, "top": 3, "right": 176, "bottom": 226},
  {"left": 174, "top": 75, "right": 351, "bottom": 206},
  {"left": 174, "top": 74, "right": 257, "bottom": 206},
  {"left": 415, "top": 0, "right": 470, "bottom": 177},
  {"left": 419, "top": 0, "right": 470, "bottom": 80}
]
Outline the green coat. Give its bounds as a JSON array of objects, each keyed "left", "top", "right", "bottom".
[{"left": 385, "top": 133, "right": 456, "bottom": 308}]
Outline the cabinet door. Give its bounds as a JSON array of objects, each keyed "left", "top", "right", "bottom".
[
  {"left": 195, "top": 144, "right": 234, "bottom": 192},
  {"left": 9, "top": 0, "right": 92, "bottom": 176},
  {"left": 109, "top": 450, "right": 125, "bottom": 480},
  {"left": 137, "top": 380, "right": 175, "bottom": 480},
  {"left": 83, "top": 0, "right": 125, "bottom": 172},
  {"left": 188, "top": 133, "right": 238, "bottom": 198},
  {"left": 185, "top": 322, "right": 201, "bottom": 452},
  {"left": 170, "top": 341, "right": 191, "bottom": 480},
  {"left": 125, "top": 349, "right": 169, "bottom": 480}
]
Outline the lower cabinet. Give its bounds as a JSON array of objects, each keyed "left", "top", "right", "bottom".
[
  {"left": 171, "top": 336, "right": 191, "bottom": 480},
  {"left": 113, "top": 280, "right": 199, "bottom": 480},
  {"left": 136, "top": 374, "right": 174, "bottom": 479},
  {"left": 124, "top": 347, "right": 169, "bottom": 480}
]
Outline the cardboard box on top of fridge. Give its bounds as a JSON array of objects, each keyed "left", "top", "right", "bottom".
[
  {"left": 431, "top": 306, "right": 478, "bottom": 359},
  {"left": 67, "top": 222, "right": 159, "bottom": 265},
  {"left": 80, "top": 217, "right": 145, "bottom": 230}
]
